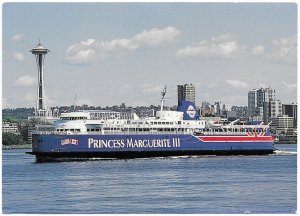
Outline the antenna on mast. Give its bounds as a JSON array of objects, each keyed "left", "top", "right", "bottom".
[{"left": 160, "top": 85, "right": 167, "bottom": 111}]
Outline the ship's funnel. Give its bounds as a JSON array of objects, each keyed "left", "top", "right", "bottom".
[{"left": 177, "top": 100, "right": 199, "bottom": 120}]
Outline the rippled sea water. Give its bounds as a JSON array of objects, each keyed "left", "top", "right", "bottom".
[{"left": 2, "top": 144, "right": 297, "bottom": 214}]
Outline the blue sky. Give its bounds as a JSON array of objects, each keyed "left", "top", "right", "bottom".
[{"left": 2, "top": 2, "right": 297, "bottom": 108}]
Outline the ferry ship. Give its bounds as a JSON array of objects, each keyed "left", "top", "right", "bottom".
[{"left": 27, "top": 88, "right": 275, "bottom": 161}]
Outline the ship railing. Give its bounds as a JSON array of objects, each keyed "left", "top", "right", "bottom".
[
  {"left": 34, "top": 129, "right": 267, "bottom": 136},
  {"left": 34, "top": 131, "right": 91, "bottom": 135},
  {"left": 97, "top": 130, "right": 193, "bottom": 135},
  {"left": 198, "top": 131, "right": 269, "bottom": 136},
  {"left": 34, "top": 130, "right": 193, "bottom": 135}
]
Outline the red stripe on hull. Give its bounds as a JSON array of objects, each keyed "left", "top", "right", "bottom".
[{"left": 197, "top": 136, "right": 273, "bottom": 142}]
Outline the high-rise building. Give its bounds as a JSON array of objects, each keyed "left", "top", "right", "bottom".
[
  {"left": 223, "top": 104, "right": 232, "bottom": 112},
  {"left": 282, "top": 103, "right": 297, "bottom": 128},
  {"left": 269, "top": 100, "right": 282, "bottom": 118},
  {"left": 177, "top": 84, "right": 195, "bottom": 105},
  {"left": 247, "top": 87, "right": 276, "bottom": 123},
  {"left": 214, "top": 102, "right": 223, "bottom": 116},
  {"left": 247, "top": 90, "right": 258, "bottom": 116},
  {"left": 200, "top": 101, "right": 211, "bottom": 116},
  {"left": 257, "top": 87, "right": 275, "bottom": 107}
]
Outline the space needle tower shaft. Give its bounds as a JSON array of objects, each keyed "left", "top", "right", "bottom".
[{"left": 30, "top": 41, "right": 50, "bottom": 116}]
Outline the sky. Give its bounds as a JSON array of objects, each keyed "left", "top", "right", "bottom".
[{"left": 2, "top": 2, "right": 298, "bottom": 109}]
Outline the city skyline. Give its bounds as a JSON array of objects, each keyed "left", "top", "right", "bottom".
[{"left": 3, "top": 3, "right": 297, "bottom": 108}]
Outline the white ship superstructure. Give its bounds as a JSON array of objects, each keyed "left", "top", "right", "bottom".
[{"left": 53, "top": 108, "right": 207, "bottom": 135}]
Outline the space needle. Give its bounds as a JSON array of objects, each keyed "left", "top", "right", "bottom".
[{"left": 30, "top": 41, "right": 50, "bottom": 118}]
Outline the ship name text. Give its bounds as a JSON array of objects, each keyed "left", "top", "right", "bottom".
[{"left": 88, "top": 138, "right": 181, "bottom": 149}]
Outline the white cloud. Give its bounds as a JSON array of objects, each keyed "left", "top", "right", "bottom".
[
  {"left": 211, "top": 33, "right": 236, "bottom": 43},
  {"left": 14, "top": 75, "right": 36, "bottom": 87},
  {"left": 66, "top": 26, "right": 180, "bottom": 64},
  {"left": 270, "top": 35, "right": 297, "bottom": 62},
  {"left": 133, "top": 27, "right": 180, "bottom": 47},
  {"left": 251, "top": 45, "right": 265, "bottom": 55},
  {"left": 273, "top": 35, "right": 297, "bottom": 47},
  {"left": 176, "top": 33, "right": 240, "bottom": 59},
  {"left": 66, "top": 49, "right": 97, "bottom": 64},
  {"left": 280, "top": 81, "right": 297, "bottom": 89},
  {"left": 226, "top": 80, "right": 249, "bottom": 88},
  {"left": 11, "top": 33, "right": 25, "bottom": 43},
  {"left": 12, "top": 52, "right": 24, "bottom": 61},
  {"left": 81, "top": 39, "right": 95, "bottom": 46}
]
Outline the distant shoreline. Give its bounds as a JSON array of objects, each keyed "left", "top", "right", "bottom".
[{"left": 2, "top": 144, "right": 32, "bottom": 150}]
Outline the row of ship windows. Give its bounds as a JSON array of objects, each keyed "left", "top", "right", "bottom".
[
  {"left": 114, "top": 128, "right": 187, "bottom": 132},
  {"left": 87, "top": 128, "right": 101, "bottom": 132},
  {"left": 56, "top": 129, "right": 81, "bottom": 132},
  {"left": 124, "top": 128, "right": 187, "bottom": 132},
  {"left": 54, "top": 128, "right": 266, "bottom": 133},
  {"left": 61, "top": 117, "right": 88, "bottom": 120},
  {"left": 55, "top": 128, "right": 195, "bottom": 132},
  {"left": 89, "top": 128, "right": 264, "bottom": 132},
  {"left": 87, "top": 128, "right": 192, "bottom": 132},
  {"left": 148, "top": 121, "right": 203, "bottom": 125},
  {"left": 130, "top": 121, "right": 177, "bottom": 125},
  {"left": 55, "top": 128, "right": 105, "bottom": 132}
]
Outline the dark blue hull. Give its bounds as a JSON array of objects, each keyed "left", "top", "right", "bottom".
[{"left": 28, "top": 133, "right": 275, "bottom": 161}]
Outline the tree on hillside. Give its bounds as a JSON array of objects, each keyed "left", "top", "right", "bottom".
[{"left": 2, "top": 132, "right": 25, "bottom": 146}]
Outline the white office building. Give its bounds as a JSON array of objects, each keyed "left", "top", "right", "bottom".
[
  {"left": 269, "top": 115, "right": 294, "bottom": 130},
  {"left": 248, "top": 87, "right": 276, "bottom": 123},
  {"left": 2, "top": 122, "right": 19, "bottom": 134}
]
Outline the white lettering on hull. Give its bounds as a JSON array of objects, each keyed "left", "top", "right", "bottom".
[{"left": 87, "top": 138, "right": 180, "bottom": 149}]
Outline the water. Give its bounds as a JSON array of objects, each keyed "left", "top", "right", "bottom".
[{"left": 2, "top": 144, "right": 297, "bottom": 214}]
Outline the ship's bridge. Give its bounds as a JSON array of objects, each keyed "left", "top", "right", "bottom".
[
  {"left": 156, "top": 111, "right": 183, "bottom": 121},
  {"left": 59, "top": 112, "right": 90, "bottom": 120}
]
